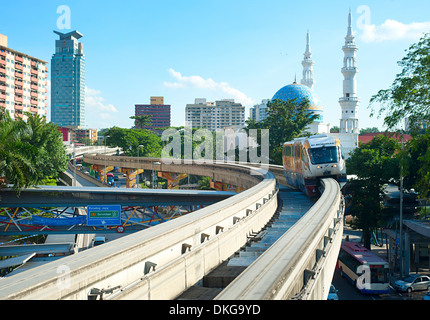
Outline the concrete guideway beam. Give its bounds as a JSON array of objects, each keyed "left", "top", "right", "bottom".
[
  {"left": 215, "top": 178, "right": 344, "bottom": 300},
  {"left": 0, "top": 161, "right": 277, "bottom": 300},
  {"left": 83, "top": 155, "right": 263, "bottom": 190}
]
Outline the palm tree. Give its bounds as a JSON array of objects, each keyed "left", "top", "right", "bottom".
[
  {"left": 130, "top": 115, "right": 152, "bottom": 129},
  {"left": 0, "top": 111, "right": 38, "bottom": 194}
]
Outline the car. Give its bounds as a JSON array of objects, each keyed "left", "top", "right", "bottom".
[
  {"left": 327, "top": 284, "right": 339, "bottom": 300},
  {"left": 93, "top": 236, "right": 106, "bottom": 247},
  {"left": 423, "top": 291, "right": 430, "bottom": 300},
  {"left": 393, "top": 274, "right": 430, "bottom": 293}
]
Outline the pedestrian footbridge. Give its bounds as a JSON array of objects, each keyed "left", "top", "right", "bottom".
[{"left": 0, "top": 157, "right": 344, "bottom": 300}]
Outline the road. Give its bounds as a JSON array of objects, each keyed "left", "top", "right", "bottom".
[
  {"left": 67, "top": 169, "right": 100, "bottom": 187},
  {"left": 333, "top": 227, "right": 429, "bottom": 300}
]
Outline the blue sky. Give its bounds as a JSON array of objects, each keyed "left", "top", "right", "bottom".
[{"left": 2, "top": 0, "right": 430, "bottom": 131}]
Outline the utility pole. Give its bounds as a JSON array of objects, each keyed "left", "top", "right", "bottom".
[{"left": 399, "top": 133, "right": 404, "bottom": 278}]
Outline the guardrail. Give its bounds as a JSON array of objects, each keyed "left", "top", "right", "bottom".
[
  {"left": 215, "top": 178, "right": 344, "bottom": 300},
  {"left": 65, "top": 145, "right": 119, "bottom": 157},
  {"left": 0, "top": 161, "right": 278, "bottom": 300}
]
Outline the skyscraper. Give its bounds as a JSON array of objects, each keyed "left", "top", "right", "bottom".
[
  {"left": 339, "top": 10, "right": 359, "bottom": 134},
  {"left": 51, "top": 30, "right": 85, "bottom": 128}
]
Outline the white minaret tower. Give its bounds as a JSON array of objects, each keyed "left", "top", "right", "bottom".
[
  {"left": 339, "top": 10, "right": 359, "bottom": 133},
  {"left": 301, "top": 30, "right": 315, "bottom": 89}
]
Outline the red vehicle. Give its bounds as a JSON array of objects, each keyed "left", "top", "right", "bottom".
[
  {"left": 106, "top": 173, "right": 114, "bottom": 186},
  {"left": 337, "top": 241, "right": 389, "bottom": 294}
]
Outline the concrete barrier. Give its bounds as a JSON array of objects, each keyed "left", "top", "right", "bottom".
[
  {"left": 215, "top": 178, "right": 344, "bottom": 300},
  {"left": 0, "top": 162, "right": 277, "bottom": 300}
]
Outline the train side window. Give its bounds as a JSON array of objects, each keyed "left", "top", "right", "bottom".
[
  {"left": 285, "top": 146, "right": 292, "bottom": 157},
  {"left": 295, "top": 145, "right": 300, "bottom": 159}
]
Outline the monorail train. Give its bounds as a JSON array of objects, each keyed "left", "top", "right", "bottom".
[{"left": 282, "top": 134, "right": 347, "bottom": 198}]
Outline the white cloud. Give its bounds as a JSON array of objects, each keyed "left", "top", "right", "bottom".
[
  {"left": 359, "top": 19, "right": 430, "bottom": 43},
  {"left": 85, "top": 86, "right": 118, "bottom": 115},
  {"left": 164, "top": 68, "right": 255, "bottom": 106}
]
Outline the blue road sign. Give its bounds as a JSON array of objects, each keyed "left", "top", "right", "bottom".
[{"left": 87, "top": 205, "right": 121, "bottom": 226}]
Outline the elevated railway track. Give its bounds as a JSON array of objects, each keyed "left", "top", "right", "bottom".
[{"left": 0, "top": 157, "right": 344, "bottom": 300}]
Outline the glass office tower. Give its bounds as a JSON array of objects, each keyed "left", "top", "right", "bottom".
[{"left": 51, "top": 30, "right": 85, "bottom": 128}]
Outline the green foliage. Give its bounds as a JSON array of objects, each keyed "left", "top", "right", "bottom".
[
  {"left": 0, "top": 111, "right": 67, "bottom": 194},
  {"left": 370, "top": 33, "right": 430, "bottom": 131},
  {"left": 104, "top": 126, "right": 162, "bottom": 157},
  {"left": 130, "top": 115, "right": 152, "bottom": 128},
  {"left": 197, "top": 176, "right": 214, "bottom": 190},
  {"left": 403, "top": 129, "right": 430, "bottom": 197},
  {"left": 24, "top": 114, "right": 68, "bottom": 181},
  {"left": 246, "top": 98, "right": 317, "bottom": 164},
  {"left": 359, "top": 127, "right": 380, "bottom": 134},
  {"left": 345, "top": 135, "right": 401, "bottom": 249},
  {"left": 347, "top": 135, "right": 400, "bottom": 183}
]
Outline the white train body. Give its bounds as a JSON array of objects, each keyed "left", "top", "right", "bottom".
[{"left": 282, "top": 134, "right": 347, "bottom": 197}]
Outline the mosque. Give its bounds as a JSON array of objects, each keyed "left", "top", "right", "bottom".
[{"left": 271, "top": 10, "right": 359, "bottom": 156}]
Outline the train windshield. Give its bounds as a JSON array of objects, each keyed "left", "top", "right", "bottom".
[{"left": 309, "top": 146, "right": 339, "bottom": 165}]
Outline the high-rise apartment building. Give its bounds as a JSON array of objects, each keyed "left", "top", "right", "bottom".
[
  {"left": 51, "top": 30, "right": 85, "bottom": 128},
  {"left": 135, "top": 96, "right": 171, "bottom": 132},
  {"left": 185, "top": 98, "right": 245, "bottom": 130},
  {"left": 0, "top": 34, "right": 48, "bottom": 120},
  {"left": 249, "top": 99, "right": 269, "bottom": 122}
]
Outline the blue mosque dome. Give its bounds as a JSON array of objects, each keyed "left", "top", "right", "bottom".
[{"left": 272, "top": 81, "right": 323, "bottom": 122}]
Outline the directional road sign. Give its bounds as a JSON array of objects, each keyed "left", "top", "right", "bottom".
[{"left": 87, "top": 205, "right": 122, "bottom": 226}]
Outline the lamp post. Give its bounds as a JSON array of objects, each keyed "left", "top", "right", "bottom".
[
  {"left": 152, "top": 161, "right": 161, "bottom": 189},
  {"left": 399, "top": 133, "right": 404, "bottom": 278},
  {"left": 73, "top": 142, "right": 76, "bottom": 187},
  {"left": 137, "top": 145, "right": 144, "bottom": 188},
  {"left": 104, "top": 135, "right": 110, "bottom": 184}
]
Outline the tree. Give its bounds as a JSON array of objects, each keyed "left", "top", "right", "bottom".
[
  {"left": 360, "top": 127, "right": 380, "bottom": 134},
  {"left": 330, "top": 125, "right": 340, "bottom": 133},
  {"left": 345, "top": 135, "right": 401, "bottom": 249},
  {"left": 369, "top": 33, "right": 430, "bottom": 131},
  {"left": 0, "top": 111, "right": 37, "bottom": 193},
  {"left": 105, "top": 126, "right": 162, "bottom": 157},
  {"left": 402, "top": 129, "right": 430, "bottom": 197},
  {"left": 246, "top": 98, "right": 317, "bottom": 164},
  {"left": 24, "top": 114, "right": 68, "bottom": 182},
  {"left": 130, "top": 115, "right": 152, "bottom": 129},
  {"left": 0, "top": 112, "right": 68, "bottom": 194},
  {"left": 197, "top": 176, "right": 214, "bottom": 190}
]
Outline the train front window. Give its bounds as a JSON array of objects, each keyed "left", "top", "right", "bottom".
[{"left": 309, "top": 146, "right": 339, "bottom": 164}]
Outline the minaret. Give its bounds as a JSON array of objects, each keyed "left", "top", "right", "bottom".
[
  {"left": 339, "top": 10, "right": 359, "bottom": 134},
  {"left": 301, "top": 30, "right": 315, "bottom": 89}
]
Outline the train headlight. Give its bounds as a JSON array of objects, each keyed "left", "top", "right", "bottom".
[
  {"left": 317, "top": 165, "right": 321, "bottom": 169},
  {"left": 332, "top": 164, "right": 337, "bottom": 168}
]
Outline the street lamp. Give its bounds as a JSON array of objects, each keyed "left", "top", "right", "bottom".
[
  {"left": 104, "top": 135, "right": 110, "bottom": 184},
  {"left": 152, "top": 161, "right": 161, "bottom": 189},
  {"left": 399, "top": 133, "right": 405, "bottom": 278},
  {"left": 73, "top": 142, "right": 76, "bottom": 187},
  {"left": 137, "top": 145, "right": 144, "bottom": 188}
]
